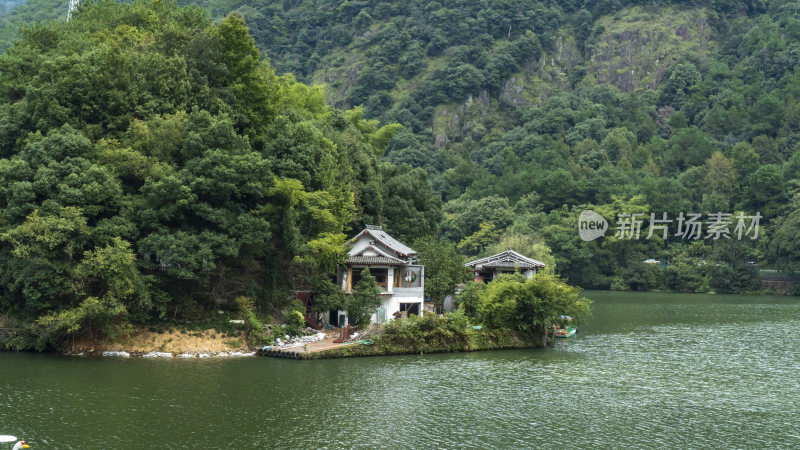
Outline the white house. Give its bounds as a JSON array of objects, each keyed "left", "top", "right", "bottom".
[
  {"left": 464, "top": 249, "right": 546, "bottom": 283},
  {"left": 333, "top": 225, "right": 424, "bottom": 326}
]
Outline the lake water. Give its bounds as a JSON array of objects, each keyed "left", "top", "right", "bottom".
[{"left": 1, "top": 291, "right": 799, "bottom": 449}]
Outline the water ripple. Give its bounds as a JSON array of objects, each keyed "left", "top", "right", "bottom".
[{"left": 1, "top": 293, "right": 798, "bottom": 448}]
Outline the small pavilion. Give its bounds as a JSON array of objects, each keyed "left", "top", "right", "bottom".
[{"left": 465, "top": 249, "right": 546, "bottom": 283}]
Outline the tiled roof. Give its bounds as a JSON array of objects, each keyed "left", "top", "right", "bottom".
[
  {"left": 351, "top": 225, "right": 416, "bottom": 257},
  {"left": 345, "top": 255, "right": 408, "bottom": 266},
  {"left": 477, "top": 261, "right": 533, "bottom": 269},
  {"left": 465, "top": 249, "right": 546, "bottom": 270},
  {"left": 363, "top": 244, "right": 402, "bottom": 259},
  {"left": 346, "top": 244, "right": 407, "bottom": 265}
]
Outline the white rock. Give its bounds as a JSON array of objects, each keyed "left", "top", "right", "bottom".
[
  {"left": 177, "top": 353, "right": 195, "bottom": 358},
  {"left": 102, "top": 351, "right": 130, "bottom": 358},
  {"left": 142, "top": 351, "right": 173, "bottom": 358},
  {"left": 197, "top": 353, "right": 211, "bottom": 358}
]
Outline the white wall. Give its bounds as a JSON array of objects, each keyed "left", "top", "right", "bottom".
[
  {"left": 349, "top": 235, "right": 371, "bottom": 255},
  {"left": 370, "top": 296, "right": 424, "bottom": 324}
]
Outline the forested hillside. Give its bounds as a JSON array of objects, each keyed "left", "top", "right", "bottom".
[
  {"left": 0, "top": 0, "right": 441, "bottom": 348},
  {"left": 188, "top": 0, "right": 798, "bottom": 293},
  {"left": 1, "top": 0, "right": 800, "bottom": 349}
]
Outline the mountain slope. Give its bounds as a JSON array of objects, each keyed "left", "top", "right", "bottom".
[{"left": 3, "top": 0, "right": 800, "bottom": 293}]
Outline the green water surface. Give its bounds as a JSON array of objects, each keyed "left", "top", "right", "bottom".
[{"left": 1, "top": 291, "right": 798, "bottom": 449}]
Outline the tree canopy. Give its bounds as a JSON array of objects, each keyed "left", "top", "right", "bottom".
[
  {"left": 2, "top": 0, "right": 800, "bottom": 352},
  {"left": 0, "top": 0, "right": 440, "bottom": 348}
]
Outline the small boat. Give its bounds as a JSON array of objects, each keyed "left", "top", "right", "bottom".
[
  {"left": 554, "top": 326, "right": 577, "bottom": 338},
  {"left": 0, "top": 436, "right": 29, "bottom": 449},
  {"left": 554, "top": 315, "right": 577, "bottom": 338}
]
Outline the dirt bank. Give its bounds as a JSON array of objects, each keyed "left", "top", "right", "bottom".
[{"left": 65, "top": 327, "right": 249, "bottom": 356}]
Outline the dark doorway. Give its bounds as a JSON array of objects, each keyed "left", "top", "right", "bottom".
[{"left": 399, "top": 302, "right": 420, "bottom": 317}]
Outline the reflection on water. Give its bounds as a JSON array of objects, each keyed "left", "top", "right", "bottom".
[{"left": 1, "top": 291, "right": 798, "bottom": 448}]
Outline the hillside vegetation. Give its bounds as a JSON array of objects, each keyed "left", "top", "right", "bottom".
[
  {"left": 182, "top": 0, "right": 800, "bottom": 292},
  {"left": 1, "top": 0, "right": 800, "bottom": 348},
  {"left": 0, "top": 0, "right": 440, "bottom": 349}
]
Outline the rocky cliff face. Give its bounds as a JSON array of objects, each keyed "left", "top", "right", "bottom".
[
  {"left": 433, "top": 31, "right": 580, "bottom": 146},
  {"left": 433, "top": 91, "right": 490, "bottom": 148},
  {"left": 319, "top": 63, "right": 362, "bottom": 108},
  {"left": 314, "top": 6, "right": 715, "bottom": 146},
  {"left": 588, "top": 7, "right": 714, "bottom": 92}
]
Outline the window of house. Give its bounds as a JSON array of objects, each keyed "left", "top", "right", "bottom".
[
  {"left": 369, "top": 268, "right": 387, "bottom": 284},
  {"left": 400, "top": 266, "right": 422, "bottom": 288}
]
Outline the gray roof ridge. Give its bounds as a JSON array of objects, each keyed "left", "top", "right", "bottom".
[
  {"left": 464, "top": 249, "right": 546, "bottom": 268},
  {"left": 352, "top": 244, "right": 406, "bottom": 263},
  {"left": 345, "top": 256, "right": 408, "bottom": 266},
  {"left": 352, "top": 225, "right": 416, "bottom": 257}
]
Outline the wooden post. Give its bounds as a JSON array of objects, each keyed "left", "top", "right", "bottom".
[{"left": 346, "top": 267, "right": 352, "bottom": 293}]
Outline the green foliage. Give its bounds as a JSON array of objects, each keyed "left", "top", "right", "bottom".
[
  {"left": 380, "top": 163, "right": 442, "bottom": 243},
  {"left": 78, "top": 238, "right": 150, "bottom": 304},
  {"left": 235, "top": 296, "right": 265, "bottom": 346},
  {"left": 344, "top": 106, "right": 402, "bottom": 156},
  {"left": 609, "top": 276, "right": 630, "bottom": 291},
  {"left": 310, "top": 275, "right": 346, "bottom": 313},
  {"left": 412, "top": 236, "right": 468, "bottom": 312},
  {"left": 0, "top": 0, "right": 444, "bottom": 349},
  {"left": 457, "top": 222, "right": 500, "bottom": 255},
  {"left": 454, "top": 281, "right": 486, "bottom": 319},
  {"left": 1, "top": 207, "right": 90, "bottom": 313},
  {"left": 770, "top": 208, "right": 800, "bottom": 274},
  {"left": 661, "top": 257, "right": 711, "bottom": 293},
  {"left": 160, "top": 0, "right": 800, "bottom": 294},
  {"left": 285, "top": 310, "right": 305, "bottom": 337},
  {"left": 380, "top": 310, "right": 473, "bottom": 351},
  {"left": 314, "top": 308, "right": 547, "bottom": 358},
  {"left": 347, "top": 268, "right": 382, "bottom": 327},
  {"left": 0, "top": 0, "right": 65, "bottom": 52},
  {"left": 465, "top": 273, "right": 591, "bottom": 336},
  {"left": 29, "top": 296, "right": 131, "bottom": 351}
]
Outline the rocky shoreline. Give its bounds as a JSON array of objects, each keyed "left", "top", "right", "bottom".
[
  {"left": 64, "top": 349, "right": 258, "bottom": 358},
  {"left": 60, "top": 328, "right": 333, "bottom": 359}
]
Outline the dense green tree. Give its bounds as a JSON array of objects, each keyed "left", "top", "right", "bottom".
[
  {"left": 457, "top": 222, "right": 501, "bottom": 256},
  {"left": 309, "top": 275, "right": 346, "bottom": 314},
  {"left": 769, "top": 208, "right": 800, "bottom": 274},
  {"left": 347, "top": 269, "right": 382, "bottom": 327},
  {"left": 442, "top": 195, "right": 514, "bottom": 243},
  {"left": 453, "top": 281, "right": 486, "bottom": 318},
  {"left": 0, "top": 0, "right": 445, "bottom": 349},
  {"left": 380, "top": 163, "right": 442, "bottom": 243},
  {"left": 1, "top": 206, "right": 89, "bottom": 313},
  {"left": 478, "top": 273, "right": 591, "bottom": 335},
  {"left": 412, "top": 236, "right": 469, "bottom": 312},
  {"left": 703, "top": 151, "right": 738, "bottom": 208},
  {"left": 0, "top": 0, "right": 798, "bottom": 335},
  {"left": 744, "top": 164, "right": 785, "bottom": 218}
]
